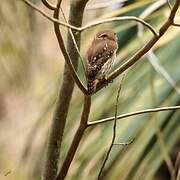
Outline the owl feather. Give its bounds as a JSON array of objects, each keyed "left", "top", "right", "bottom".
[{"left": 87, "top": 30, "right": 118, "bottom": 95}]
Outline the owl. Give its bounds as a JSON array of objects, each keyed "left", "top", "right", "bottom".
[{"left": 87, "top": 30, "right": 118, "bottom": 95}]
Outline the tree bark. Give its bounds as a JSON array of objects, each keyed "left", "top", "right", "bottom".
[{"left": 42, "top": 0, "right": 89, "bottom": 180}]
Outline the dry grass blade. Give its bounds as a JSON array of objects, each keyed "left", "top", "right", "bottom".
[{"left": 138, "top": 0, "right": 180, "bottom": 95}]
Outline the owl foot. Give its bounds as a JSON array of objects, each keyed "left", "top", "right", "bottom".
[{"left": 101, "top": 76, "right": 109, "bottom": 87}]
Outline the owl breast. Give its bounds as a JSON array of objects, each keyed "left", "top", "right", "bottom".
[{"left": 96, "top": 54, "right": 116, "bottom": 80}]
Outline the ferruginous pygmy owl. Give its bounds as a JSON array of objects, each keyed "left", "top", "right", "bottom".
[{"left": 87, "top": 30, "right": 118, "bottom": 95}]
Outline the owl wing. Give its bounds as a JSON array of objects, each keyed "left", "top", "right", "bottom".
[{"left": 87, "top": 39, "right": 117, "bottom": 80}]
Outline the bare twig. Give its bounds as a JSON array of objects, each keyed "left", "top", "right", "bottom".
[
  {"left": 56, "top": 96, "right": 91, "bottom": 180},
  {"left": 172, "top": 22, "right": 180, "bottom": 27},
  {"left": 80, "top": 17, "right": 158, "bottom": 36},
  {"left": 20, "top": 0, "right": 81, "bottom": 30},
  {"left": 20, "top": 0, "right": 157, "bottom": 36},
  {"left": 97, "top": 76, "right": 124, "bottom": 179},
  {"left": 53, "top": 5, "right": 87, "bottom": 94},
  {"left": 96, "top": 0, "right": 180, "bottom": 92},
  {"left": 88, "top": 106, "right": 180, "bottom": 126},
  {"left": 60, "top": 7, "right": 87, "bottom": 80},
  {"left": 167, "top": 0, "right": 180, "bottom": 26},
  {"left": 42, "top": 0, "right": 89, "bottom": 179},
  {"left": 41, "top": 0, "right": 56, "bottom": 10},
  {"left": 42, "top": 1, "right": 65, "bottom": 178},
  {"left": 167, "top": 0, "right": 172, "bottom": 9}
]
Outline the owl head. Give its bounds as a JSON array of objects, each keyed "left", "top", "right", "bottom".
[{"left": 95, "top": 30, "right": 117, "bottom": 41}]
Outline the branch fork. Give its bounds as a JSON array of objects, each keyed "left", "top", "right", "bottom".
[{"left": 19, "top": 0, "right": 180, "bottom": 180}]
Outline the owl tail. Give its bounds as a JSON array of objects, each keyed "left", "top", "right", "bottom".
[{"left": 88, "top": 79, "right": 99, "bottom": 95}]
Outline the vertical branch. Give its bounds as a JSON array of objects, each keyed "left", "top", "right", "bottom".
[
  {"left": 41, "top": 0, "right": 56, "bottom": 10},
  {"left": 56, "top": 95, "right": 91, "bottom": 180},
  {"left": 42, "top": 0, "right": 89, "bottom": 180},
  {"left": 60, "top": 7, "right": 87, "bottom": 81}
]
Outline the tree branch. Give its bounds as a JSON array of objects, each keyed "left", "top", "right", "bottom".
[
  {"left": 53, "top": 5, "right": 87, "bottom": 94},
  {"left": 167, "top": 0, "right": 172, "bottom": 9},
  {"left": 41, "top": 0, "right": 56, "bottom": 10},
  {"left": 42, "top": 0, "right": 88, "bottom": 179},
  {"left": 96, "top": 0, "right": 180, "bottom": 92},
  {"left": 137, "top": 0, "right": 180, "bottom": 95},
  {"left": 22, "top": 0, "right": 87, "bottom": 94},
  {"left": 80, "top": 17, "right": 158, "bottom": 36},
  {"left": 60, "top": 7, "right": 87, "bottom": 81},
  {"left": 167, "top": 0, "right": 180, "bottom": 27},
  {"left": 88, "top": 106, "right": 180, "bottom": 127},
  {"left": 20, "top": 0, "right": 81, "bottom": 30},
  {"left": 20, "top": 0, "right": 157, "bottom": 36},
  {"left": 56, "top": 95, "right": 91, "bottom": 180}
]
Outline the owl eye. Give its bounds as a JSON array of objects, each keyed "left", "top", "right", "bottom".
[{"left": 98, "top": 33, "right": 108, "bottom": 38}]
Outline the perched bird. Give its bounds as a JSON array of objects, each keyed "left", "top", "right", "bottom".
[{"left": 87, "top": 30, "right": 118, "bottom": 95}]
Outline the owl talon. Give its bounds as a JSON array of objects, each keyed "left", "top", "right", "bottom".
[
  {"left": 102, "top": 77, "right": 114, "bottom": 87},
  {"left": 101, "top": 77, "right": 109, "bottom": 87}
]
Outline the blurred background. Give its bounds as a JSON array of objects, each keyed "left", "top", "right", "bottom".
[{"left": 0, "top": 0, "right": 179, "bottom": 179}]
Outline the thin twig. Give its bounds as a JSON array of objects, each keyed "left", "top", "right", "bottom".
[
  {"left": 167, "top": 0, "right": 180, "bottom": 26},
  {"left": 53, "top": 3, "right": 87, "bottom": 94},
  {"left": 167, "top": 0, "right": 172, "bottom": 9},
  {"left": 56, "top": 96, "right": 91, "bottom": 180},
  {"left": 20, "top": 0, "right": 81, "bottom": 30},
  {"left": 41, "top": 0, "right": 56, "bottom": 10},
  {"left": 20, "top": 0, "right": 158, "bottom": 36},
  {"left": 42, "top": 1, "right": 64, "bottom": 179},
  {"left": 42, "top": 0, "right": 88, "bottom": 179},
  {"left": 80, "top": 17, "right": 158, "bottom": 36},
  {"left": 60, "top": 7, "right": 87, "bottom": 81},
  {"left": 97, "top": 76, "right": 124, "bottom": 179},
  {"left": 22, "top": 0, "right": 88, "bottom": 94},
  {"left": 88, "top": 105, "right": 180, "bottom": 126},
  {"left": 172, "top": 22, "right": 180, "bottom": 27}
]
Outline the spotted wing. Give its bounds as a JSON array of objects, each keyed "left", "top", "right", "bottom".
[{"left": 87, "top": 39, "right": 117, "bottom": 80}]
